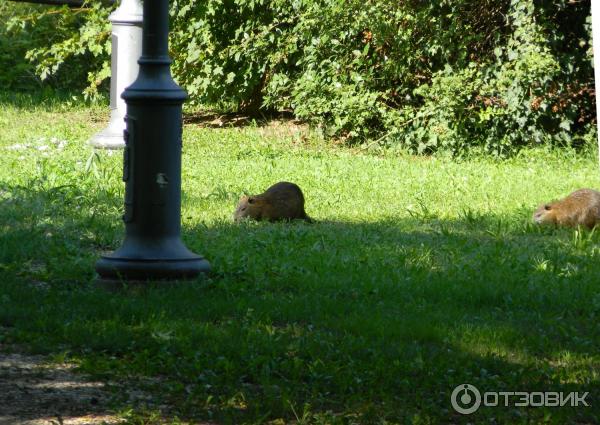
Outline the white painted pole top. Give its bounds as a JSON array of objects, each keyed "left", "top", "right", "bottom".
[{"left": 89, "top": 0, "right": 143, "bottom": 149}]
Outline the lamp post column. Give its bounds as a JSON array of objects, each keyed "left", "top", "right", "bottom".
[
  {"left": 95, "top": 0, "right": 210, "bottom": 283},
  {"left": 89, "top": 0, "right": 142, "bottom": 149}
]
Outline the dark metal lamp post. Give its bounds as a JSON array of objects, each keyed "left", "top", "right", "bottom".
[{"left": 95, "top": 0, "right": 210, "bottom": 284}]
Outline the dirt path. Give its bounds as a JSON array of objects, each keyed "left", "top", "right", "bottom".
[{"left": 0, "top": 350, "right": 123, "bottom": 425}]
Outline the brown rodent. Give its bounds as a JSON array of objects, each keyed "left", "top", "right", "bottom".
[
  {"left": 533, "top": 188, "right": 600, "bottom": 229},
  {"left": 233, "top": 181, "right": 311, "bottom": 222}
]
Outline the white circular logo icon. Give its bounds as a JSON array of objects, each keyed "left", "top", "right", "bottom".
[{"left": 451, "top": 383, "right": 482, "bottom": 415}]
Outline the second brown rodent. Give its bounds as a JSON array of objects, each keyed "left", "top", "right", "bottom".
[
  {"left": 233, "top": 181, "right": 311, "bottom": 222},
  {"left": 533, "top": 188, "right": 600, "bottom": 229}
]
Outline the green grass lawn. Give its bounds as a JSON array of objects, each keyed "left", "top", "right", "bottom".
[{"left": 0, "top": 93, "right": 599, "bottom": 424}]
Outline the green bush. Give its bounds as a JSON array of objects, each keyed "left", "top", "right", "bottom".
[
  {"left": 2, "top": 0, "right": 595, "bottom": 155},
  {"left": 2, "top": 1, "right": 112, "bottom": 94}
]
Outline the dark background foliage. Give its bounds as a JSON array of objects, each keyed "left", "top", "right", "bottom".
[{"left": 1, "top": 0, "right": 595, "bottom": 154}]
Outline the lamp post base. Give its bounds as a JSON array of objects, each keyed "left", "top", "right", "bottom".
[
  {"left": 89, "top": 109, "right": 126, "bottom": 149},
  {"left": 89, "top": 129, "right": 126, "bottom": 149},
  {"left": 95, "top": 255, "right": 211, "bottom": 283}
]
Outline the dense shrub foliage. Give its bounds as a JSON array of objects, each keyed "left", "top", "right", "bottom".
[
  {"left": 3, "top": 0, "right": 595, "bottom": 154},
  {"left": 0, "top": 2, "right": 110, "bottom": 94}
]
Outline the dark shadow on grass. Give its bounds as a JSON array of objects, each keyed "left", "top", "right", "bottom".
[
  {"left": 0, "top": 183, "right": 599, "bottom": 423},
  {"left": 0, "top": 90, "right": 107, "bottom": 111},
  {"left": 0, "top": 180, "right": 122, "bottom": 283},
  {"left": 182, "top": 109, "right": 298, "bottom": 128}
]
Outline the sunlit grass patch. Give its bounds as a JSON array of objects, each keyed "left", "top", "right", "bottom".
[{"left": 0, "top": 94, "right": 599, "bottom": 423}]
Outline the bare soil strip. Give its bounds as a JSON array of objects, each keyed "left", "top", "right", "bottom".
[{"left": 0, "top": 350, "right": 123, "bottom": 425}]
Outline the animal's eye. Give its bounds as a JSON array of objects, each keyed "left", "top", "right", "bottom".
[
  {"left": 241, "top": 206, "right": 247, "bottom": 211},
  {"left": 544, "top": 204, "right": 551, "bottom": 211}
]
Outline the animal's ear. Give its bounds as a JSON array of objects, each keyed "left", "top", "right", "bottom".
[
  {"left": 544, "top": 204, "right": 551, "bottom": 210},
  {"left": 248, "top": 197, "right": 256, "bottom": 204}
]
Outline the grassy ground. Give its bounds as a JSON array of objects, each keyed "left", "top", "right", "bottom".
[{"left": 0, "top": 93, "right": 599, "bottom": 424}]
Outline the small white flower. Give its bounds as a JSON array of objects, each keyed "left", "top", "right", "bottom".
[
  {"left": 37, "top": 145, "right": 49, "bottom": 151},
  {"left": 7, "top": 143, "right": 29, "bottom": 150}
]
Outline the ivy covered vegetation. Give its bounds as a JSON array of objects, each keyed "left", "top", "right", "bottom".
[{"left": 2, "top": 0, "right": 596, "bottom": 154}]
